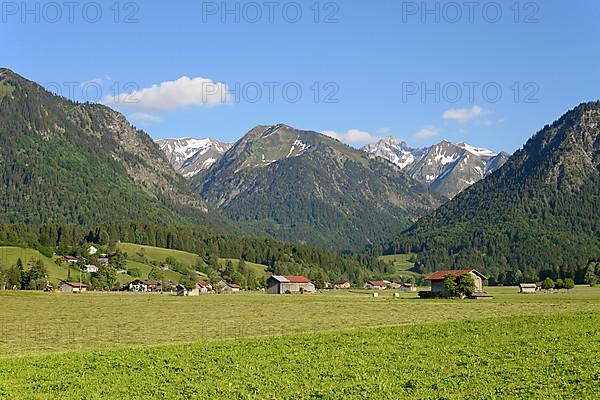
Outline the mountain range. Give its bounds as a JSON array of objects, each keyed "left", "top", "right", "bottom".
[
  {"left": 2, "top": 68, "right": 599, "bottom": 283},
  {"left": 362, "top": 137, "right": 510, "bottom": 198},
  {"left": 192, "top": 124, "right": 442, "bottom": 251},
  {"left": 161, "top": 134, "right": 509, "bottom": 199}
]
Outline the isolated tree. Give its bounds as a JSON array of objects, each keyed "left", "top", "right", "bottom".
[
  {"left": 541, "top": 277, "right": 555, "bottom": 290},
  {"left": 584, "top": 266, "right": 597, "bottom": 287}
]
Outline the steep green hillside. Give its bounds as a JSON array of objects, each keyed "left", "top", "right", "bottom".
[
  {"left": 0, "top": 68, "right": 225, "bottom": 229},
  {"left": 387, "top": 102, "right": 600, "bottom": 284},
  {"left": 197, "top": 124, "right": 442, "bottom": 251}
]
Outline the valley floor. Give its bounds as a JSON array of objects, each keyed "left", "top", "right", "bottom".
[{"left": 1, "top": 287, "right": 600, "bottom": 398}]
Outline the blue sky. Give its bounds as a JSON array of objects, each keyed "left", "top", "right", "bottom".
[{"left": 3, "top": 0, "right": 599, "bottom": 152}]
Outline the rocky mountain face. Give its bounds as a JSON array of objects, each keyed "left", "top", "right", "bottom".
[
  {"left": 0, "top": 68, "right": 227, "bottom": 228},
  {"left": 363, "top": 137, "right": 509, "bottom": 198},
  {"left": 192, "top": 124, "right": 443, "bottom": 251},
  {"left": 388, "top": 101, "right": 600, "bottom": 282},
  {"left": 157, "top": 137, "right": 232, "bottom": 178}
]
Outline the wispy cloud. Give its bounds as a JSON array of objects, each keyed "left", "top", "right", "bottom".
[
  {"left": 104, "top": 76, "right": 229, "bottom": 112},
  {"left": 414, "top": 125, "right": 440, "bottom": 139},
  {"left": 129, "top": 112, "right": 162, "bottom": 123},
  {"left": 322, "top": 129, "right": 382, "bottom": 145},
  {"left": 443, "top": 106, "right": 487, "bottom": 124}
]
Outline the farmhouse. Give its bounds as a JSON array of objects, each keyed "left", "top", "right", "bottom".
[
  {"left": 218, "top": 280, "right": 240, "bottom": 293},
  {"left": 64, "top": 256, "right": 79, "bottom": 264},
  {"left": 96, "top": 258, "right": 110, "bottom": 266},
  {"left": 87, "top": 245, "right": 98, "bottom": 255},
  {"left": 177, "top": 282, "right": 211, "bottom": 296},
  {"left": 60, "top": 281, "right": 87, "bottom": 293},
  {"left": 126, "top": 279, "right": 162, "bottom": 293},
  {"left": 83, "top": 265, "right": 98, "bottom": 273},
  {"left": 267, "top": 275, "right": 316, "bottom": 294},
  {"left": 332, "top": 280, "right": 351, "bottom": 290},
  {"left": 519, "top": 283, "right": 538, "bottom": 293},
  {"left": 364, "top": 280, "right": 389, "bottom": 290},
  {"left": 399, "top": 283, "right": 417, "bottom": 292},
  {"left": 425, "top": 269, "right": 487, "bottom": 298}
]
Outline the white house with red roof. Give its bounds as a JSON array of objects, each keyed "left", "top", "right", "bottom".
[
  {"left": 267, "top": 275, "right": 315, "bottom": 294},
  {"left": 425, "top": 269, "right": 487, "bottom": 297}
]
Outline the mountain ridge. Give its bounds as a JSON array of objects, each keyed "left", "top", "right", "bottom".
[
  {"left": 363, "top": 137, "right": 510, "bottom": 198},
  {"left": 191, "top": 124, "right": 443, "bottom": 250},
  {"left": 0, "top": 68, "right": 228, "bottom": 228}
]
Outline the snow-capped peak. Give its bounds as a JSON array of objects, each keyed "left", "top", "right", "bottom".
[
  {"left": 363, "top": 138, "right": 509, "bottom": 198},
  {"left": 157, "top": 137, "right": 233, "bottom": 178}
]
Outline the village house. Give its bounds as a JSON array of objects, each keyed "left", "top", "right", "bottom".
[
  {"left": 83, "top": 265, "right": 98, "bottom": 273},
  {"left": 331, "top": 280, "right": 351, "bottom": 290},
  {"left": 87, "top": 245, "right": 98, "bottom": 255},
  {"left": 64, "top": 256, "right": 79, "bottom": 264},
  {"left": 96, "top": 258, "right": 110, "bottom": 266},
  {"left": 364, "top": 280, "right": 390, "bottom": 290},
  {"left": 125, "top": 279, "right": 162, "bottom": 293},
  {"left": 177, "top": 282, "right": 212, "bottom": 296},
  {"left": 60, "top": 281, "right": 87, "bottom": 293},
  {"left": 160, "top": 264, "right": 171, "bottom": 271},
  {"left": 519, "top": 283, "right": 539, "bottom": 294},
  {"left": 399, "top": 283, "right": 417, "bottom": 292},
  {"left": 218, "top": 280, "right": 240, "bottom": 293},
  {"left": 425, "top": 269, "right": 487, "bottom": 298},
  {"left": 267, "top": 275, "right": 316, "bottom": 294}
]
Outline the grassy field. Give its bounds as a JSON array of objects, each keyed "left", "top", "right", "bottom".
[
  {"left": 1, "top": 287, "right": 599, "bottom": 398},
  {"left": 218, "top": 258, "right": 269, "bottom": 278},
  {"left": 378, "top": 253, "right": 423, "bottom": 281},
  {"left": 117, "top": 243, "right": 202, "bottom": 268},
  {"left": 1, "top": 286, "right": 600, "bottom": 356},
  {"left": 0, "top": 310, "right": 599, "bottom": 398},
  {"left": 0, "top": 247, "right": 80, "bottom": 286}
]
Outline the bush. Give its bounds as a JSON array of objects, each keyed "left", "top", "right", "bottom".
[
  {"left": 127, "top": 268, "right": 141, "bottom": 277},
  {"left": 554, "top": 279, "right": 565, "bottom": 290},
  {"left": 564, "top": 278, "right": 575, "bottom": 290},
  {"left": 541, "top": 277, "right": 554, "bottom": 290}
]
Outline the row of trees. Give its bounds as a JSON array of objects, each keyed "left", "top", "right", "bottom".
[{"left": 0, "top": 258, "right": 48, "bottom": 290}]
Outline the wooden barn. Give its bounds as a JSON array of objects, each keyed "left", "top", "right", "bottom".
[
  {"left": 425, "top": 269, "right": 487, "bottom": 297},
  {"left": 60, "top": 281, "right": 87, "bottom": 293},
  {"left": 519, "top": 283, "right": 538, "bottom": 293},
  {"left": 267, "top": 275, "right": 315, "bottom": 294}
]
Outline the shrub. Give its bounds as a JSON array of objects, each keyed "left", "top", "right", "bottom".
[
  {"left": 564, "top": 278, "right": 575, "bottom": 290},
  {"left": 541, "top": 277, "right": 554, "bottom": 290}
]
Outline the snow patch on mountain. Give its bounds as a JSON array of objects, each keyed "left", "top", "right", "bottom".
[
  {"left": 157, "top": 137, "right": 233, "bottom": 178},
  {"left": 362, "top": 136, "right": 509, "bottom": 198}
]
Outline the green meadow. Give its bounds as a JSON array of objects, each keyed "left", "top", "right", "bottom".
[{"left": 1, "top": 287, "right": 599, "bottom": 398}]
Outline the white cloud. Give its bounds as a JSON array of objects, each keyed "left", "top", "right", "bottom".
[
  {"left": 378, "top": 127, "right": 391, "bottom": 134},
  {"left": 104, "top": 76, "right": 229, "bottom": 112},
  {"left": 414, "top": 125, "right": 440, "bottom": 139},
  {"left": 129, "top": 112, "right": 162, "bottom": 123},
  {"left": 322, "top": 129, "right": 382, "bottom": 145},
  {"left": 443, "top": 106, "right": 487, "bottom": 123}
]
